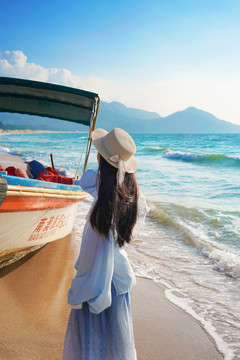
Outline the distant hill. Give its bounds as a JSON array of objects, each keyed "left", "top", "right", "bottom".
[
  {"left": 97, "top": 102, "right": 161, "bottom": 132},
  {"left": 157, "top": 107, "right": 240, "bottom": 133},
  {"left": 100, "top": 101, "right": 161, "bottom": 121},
  {"left": 0, "top": 113, "right": 86, "bottom": 131},
  {"left": 97, "top": 104, "right": 240, "bottom": 133},
  {"left": 0, "top": 102, "right": 240, "bottom": 133}
]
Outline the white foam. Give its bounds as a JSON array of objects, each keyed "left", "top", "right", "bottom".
[
  {"left": 164, "top": 150, "right": 203, "bottom": 161},
  {"left": 202, "top": 248, "right": 240, "bottom": 278},
  {"left": 164, "top": 150, "right": 240, "bottom": 163},
  {"left": 175, "top": 222, "right": 240, "bottom": 279},
  {"left": 149, "top": 146, "right": 161, "bottom": 150},
  {"left": 149, "top": 201, "right": 240, "bottom": 279},
  {"left": 0, "top": 145, "right": 11, "bottom": 153},
  {"left": 161, "top": 284, "right": 234, "bottom": 360}
]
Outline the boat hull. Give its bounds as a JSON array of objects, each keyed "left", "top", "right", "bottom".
[
  {"left": 0, "top": 203, "right": 79, "bottom": 267},
  {"left": 0, "top": 179, "right": 88, "bottom": 267},
  {"left": 1, "top": 184, "right": 86, "bottom": 212}
]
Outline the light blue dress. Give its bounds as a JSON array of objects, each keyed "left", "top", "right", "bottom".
[{"left": 63, "top": 170, "right": 137, "bottom": 360}]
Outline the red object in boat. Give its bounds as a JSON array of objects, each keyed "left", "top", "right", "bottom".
[
  {"left": 37, "top": 167, "right": 73, "bottom": 185},
  {"left": 2, "top": 166, "right": 26, "bottom": 178}
]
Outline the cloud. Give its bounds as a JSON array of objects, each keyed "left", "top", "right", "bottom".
[
  {"left": 1, "top": 50, "right": 240, "bottom": 125},
  {"left": 0, "top": 51, "right": 48, "bottom": 80},
  {"left": 0, "top": 50, "right": 123, "bottom": 103},
  {"left": 0, "top": 50, "right": 112, "bottom": 94}
]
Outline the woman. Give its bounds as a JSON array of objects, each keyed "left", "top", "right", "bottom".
[{"left": 63, "top": 128, "right": 141, "bottom": 360}]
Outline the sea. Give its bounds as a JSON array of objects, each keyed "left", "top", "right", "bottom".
[{"left": 1, "top": 131, "right": 240, "bottom": 359}]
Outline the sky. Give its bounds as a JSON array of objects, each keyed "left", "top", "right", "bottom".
[{"left": 1, "top": 0, "right": 240, "bottom": 125}]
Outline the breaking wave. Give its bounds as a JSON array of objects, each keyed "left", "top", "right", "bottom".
[
  {"left": 0, "top": 145, "right": 12, "bottom": 154},
  {"left": 149, "top": 201, "right": 240, "bottom": 279},
  {"left": 163, "top": 150, "right": 240, "bottom": 167}
]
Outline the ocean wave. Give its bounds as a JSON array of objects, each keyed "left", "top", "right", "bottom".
[
  {"left": 144, "top": 146, "right": 170, "bottom": 154},
  {"left": 202, "top": 248, "right": 240, "bottom": 278},
  {"left": 0, "top": 145, "right": 12, "bottom": 153},
  {"left": 149, "top": 201, "right": 240, "bottom": 279},
  {"left": 163, "top": 150, "right": 240, "bottom": 167}
]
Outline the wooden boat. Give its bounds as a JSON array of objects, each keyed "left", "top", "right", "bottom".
[{"left": 0, "top": 77, "right": 100, "bottom": 267}]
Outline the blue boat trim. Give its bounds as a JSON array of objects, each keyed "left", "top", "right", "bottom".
[{"left": 0, "top": 172, "right": 82, "bottom": 191}]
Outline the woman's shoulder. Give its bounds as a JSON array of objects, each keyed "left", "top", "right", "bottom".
[{"left": 79, "top": 169, "right": 98, "bottom": 195}]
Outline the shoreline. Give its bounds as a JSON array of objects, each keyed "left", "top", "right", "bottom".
[
  {"left": 0, "top": 151, "right": 223, "bottom": 359},
  {"left": 0, "top": 129, "right": 88, "bottom": 134},
  {"left": 132, "top": 277, "right": 223, "bottom": 360}
]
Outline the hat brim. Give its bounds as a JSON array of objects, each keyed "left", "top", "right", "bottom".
[{"left": 92, "top": 128, "right": 137, "bottom": 173}]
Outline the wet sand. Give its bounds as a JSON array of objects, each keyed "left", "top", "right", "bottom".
[{"left": 0, "top": 152, "right": 223, "bottom": 359}]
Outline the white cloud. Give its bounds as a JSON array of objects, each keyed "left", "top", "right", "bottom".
[
  {"left": 1, "top": 50, "right": 240, "bottom": 125},
  {"left": 0, "top": 50, "right": 109, "bottom": 92},
  {"left": 0, "top": 50, "right": 48, "bottom": 80}
]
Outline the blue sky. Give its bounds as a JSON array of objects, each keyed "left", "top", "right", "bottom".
[{"left": 1, "top": 0, "right": 240, "bottom": 124}]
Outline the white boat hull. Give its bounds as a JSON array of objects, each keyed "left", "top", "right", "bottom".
[{"left": 0, "top": 203, "right": 78, "bottom": 267}]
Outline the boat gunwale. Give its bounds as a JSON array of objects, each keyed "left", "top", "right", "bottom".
[
  {"left": 6, "top": 184, "right": 88, "bottom": 199},
  {"left": 1, "top": 173, "right": 84, "bottom": 191}
]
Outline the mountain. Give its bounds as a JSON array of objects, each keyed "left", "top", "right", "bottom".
[
  {"left": 97, "top": 104, "right": 240, "bottom": 133},
  {"left": 100, "top": 101, "right": 161, "bottom": 120},
  {"left": 145, "top": 107, "right": 240, "bottom": 134},
  {"left": 0, "top": 113, "right": 86, "bottom": 131},
  {"left": 157, "top": 107, "right": 240, "bottom": 133},
  {"left": 0, "top": 102, "right": 240, "bottom": 133}
]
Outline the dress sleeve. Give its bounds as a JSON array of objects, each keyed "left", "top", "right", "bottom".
[
  {"left": 67, "top": 224, "right": 114, "bottom": 314},
  {"left": 79, "top": 169, "right": 98, "bottom": 197}
]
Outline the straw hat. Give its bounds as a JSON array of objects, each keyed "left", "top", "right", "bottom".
[{"left": 92, "top": 128, "right": 137, "bottom": 173}]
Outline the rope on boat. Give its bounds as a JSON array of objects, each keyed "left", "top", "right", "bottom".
[
  {"left": 74, "top": 135, "right": 89, "bottom": 179},
  {"left": 74, "top": 96, "right": 100, "bottom": 179},
  {"left": 83, "top": 97, "right": 100, "bottom": 173}
]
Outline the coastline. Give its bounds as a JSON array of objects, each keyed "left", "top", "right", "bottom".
[
  {"left": 0, "top": 152, "right": 223, "bottom": 359},
  {"left": 132, "top": 277, "right": 223, "bottom": 360},
  {"left": 0, "top": 129, "right": 88, "bottom": 134}
]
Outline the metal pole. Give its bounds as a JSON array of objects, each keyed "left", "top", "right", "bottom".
[{"left": 83, "top": 96, "right": 100, "bottom": 173}]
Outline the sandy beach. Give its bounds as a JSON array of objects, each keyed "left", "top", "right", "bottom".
[
  {"left": 0, "top": 152, "right": 28, "bottom": 172},
  {"left": 0, "top": 153, "right": 223, "bottom": 360}
]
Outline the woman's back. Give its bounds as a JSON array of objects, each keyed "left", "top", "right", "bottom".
[
  {"left": 64, "top": 128, "right": 140, "bottom": 360},
  {"left": 90, "top": 155, "right": 138, "bottom": 247}
]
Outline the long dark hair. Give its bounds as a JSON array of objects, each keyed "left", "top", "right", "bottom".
[{"left": 90, "top": 155, "right": 138, "bottom": 247}]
